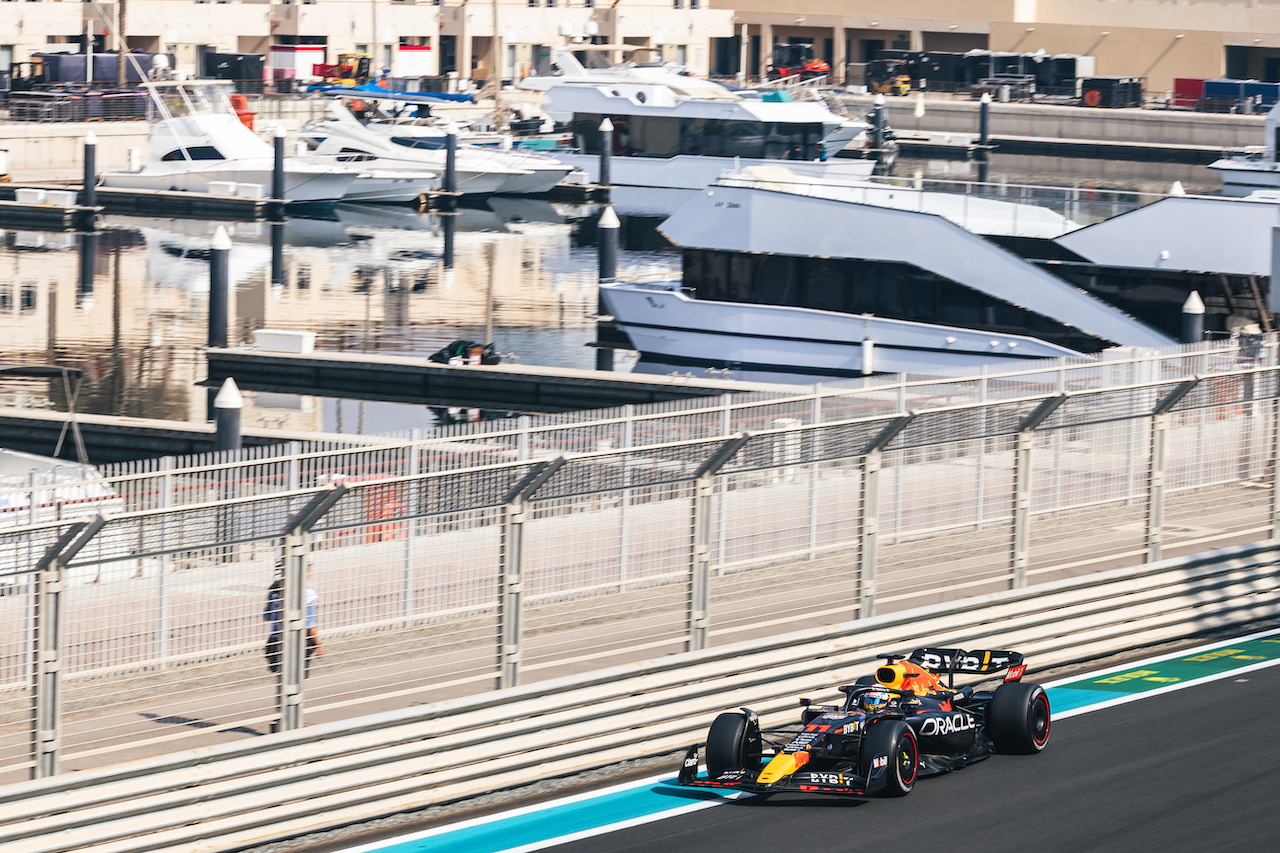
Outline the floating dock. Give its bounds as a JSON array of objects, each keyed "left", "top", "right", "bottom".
[
  {"left": 205, "top": 348, "right": 783, "bottom": 412},
  {"left": 0, "top": 179, "right": 608, "bottom": 224},
  {"left": 0, "top": 407, "right": 316, "bottom": 463}
]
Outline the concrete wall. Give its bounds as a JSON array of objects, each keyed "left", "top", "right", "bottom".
[
  {"left": 861, "top": 96, "right": 1267, "bottom": 148},
  {"left": 0, "top": 123, "right": 150, "bottom": 180}
]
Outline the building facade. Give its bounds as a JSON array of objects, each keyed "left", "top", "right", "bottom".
[
  {"left": 0, "top": 1, "right": 732, "bottom": 85},
  {"left": 713, "top": 2, "right": 1280, "bottom": 92}
]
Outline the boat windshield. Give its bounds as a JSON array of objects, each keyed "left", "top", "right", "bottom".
[{"left": 148, "top": 83, "right": 236, "bottom": 120}]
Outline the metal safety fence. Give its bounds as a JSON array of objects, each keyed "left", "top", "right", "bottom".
[{"left": 1, "top": 338, "right": 1279, "bottom": 782}]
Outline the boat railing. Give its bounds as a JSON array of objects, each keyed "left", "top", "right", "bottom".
[{"left": 718, "top": 168, "right": 1172, "bottom": 237}]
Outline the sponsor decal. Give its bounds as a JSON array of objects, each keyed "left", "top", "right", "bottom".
[
  {"left": 1004, "top": 663, "right": 1027, "bottom": 682},
  {"left": 841, "top": 720, "right": 862, "bottom": 734},
  {"left": 872, "top": 755, "right": 888, "bottom": 769},
  {"left": 715, "top": 770, "right": 744, "bottom": 780},
  {"left": 684, "top": 755, "right": 698, "bottom": 769},
  {"left": 919, "top": 713, "right": 977, "bottom": 737},
  {"left": 916, "top": 649, "right": 1015, "bottom": 673},
  {"left": 808, "top": 772, "right": 845, "bottom": 785}
]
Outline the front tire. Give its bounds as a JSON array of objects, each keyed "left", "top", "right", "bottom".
[
  {"left": 706, "top": 712, "right": 760, "bottom": 778},
  {"left": 986, "top": 681, "right": 1051, "bottom": 754},
  {"left": 859, "top": 720, "right": 918, "bottom": 796}
]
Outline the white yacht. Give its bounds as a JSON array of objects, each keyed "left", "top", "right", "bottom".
[
  {"left": 101, "top": 82, "right": 361, "bottom": 203},
  {"left": 1208, "top": 99, "right": 1280, "bottom": 195},
  {"left": 300, "top": 100, "right": 559, "bottom": 196},
  {"left": 597, "top": 169, "right": 1266, "bottom": 377},
  {"left": 328, "top": 97, "right": 577, "bottom": 194},
  {"left": 516, "top": 45, "right": 875, "bottom": 190}
]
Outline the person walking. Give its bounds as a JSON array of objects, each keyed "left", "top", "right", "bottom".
[{"left": 263, "top": 567, "right": 324, "bottom": 677}]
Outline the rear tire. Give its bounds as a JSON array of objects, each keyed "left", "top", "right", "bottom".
[
  {"left": 986, "top": 681, "right": 1051, "bottom": 754},
  {"left": 706, "top": 712, "right": 758, "bottom": 778},
  {"left": 859, "top": 720, "right": 918, "bottom": 796}
]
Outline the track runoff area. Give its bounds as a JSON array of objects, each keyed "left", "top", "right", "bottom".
[{"left": 334, "top": 629, "right": 1280, "bottom": 853}]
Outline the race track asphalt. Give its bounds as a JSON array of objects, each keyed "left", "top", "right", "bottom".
[{"left": 548, "top": 664, "right": 1280, "bottom": 853}]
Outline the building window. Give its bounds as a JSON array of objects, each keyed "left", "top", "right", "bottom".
[
  {"left": 546, "top": 0, "right": 556, "bottom": 6},
  {"left": 673, "top": 0, "right": 682, "bottom": 7}
]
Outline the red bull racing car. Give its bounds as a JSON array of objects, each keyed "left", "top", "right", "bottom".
[{"left": 677, "top": 647, "right": 1050, "bottom": 798}]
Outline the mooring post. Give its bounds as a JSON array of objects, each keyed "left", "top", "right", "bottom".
[
  {"left": 81, "top": 131, "right": 97, "bottom": 210},
  {"left": 208, "top": 226, "right": 230, "bottom": 349},
  {"left": 595, "top": 205, "right": 619, "bottom": 371},
  {"left": 871, "top": 93, "right": 887, "bottom": 158},
  {"left": 213, "top": 377, "right": 243, "bottom": 452},
  {"left": 978, "top": 92, "right": 991, "bottom": 147},
  {"left": 445, "top": 125, "right": 458, "bottom": 195},
  {"left": 272, "top": 126, "right": 287, "bottom": 204},
  {"left": 599, "top": 117, "right": 613, "bottom": 187},
  {"left": 1181, "top": 291, "right": 1204, "bottom": 344}
]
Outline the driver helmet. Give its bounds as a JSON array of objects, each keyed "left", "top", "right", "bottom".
[{"left": 859, "top": 690, "right": 891, "bottom": 712}]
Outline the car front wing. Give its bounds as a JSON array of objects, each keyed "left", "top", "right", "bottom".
[{"left": 676, "top": 745, "right": 890, "bottom": 798}]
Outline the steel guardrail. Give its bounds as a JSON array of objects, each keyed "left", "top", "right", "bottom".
[{"left": 5, "top": 539, "right": 1279, "bottom": 853}]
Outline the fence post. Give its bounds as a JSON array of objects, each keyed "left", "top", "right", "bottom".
[
  {"left": 1147, "top": 379, "right": 1200, "bottom": 563},
  {"left": 277, "top": 485, "right": 348, "bottom": 732},
  {"left": 1011, "top": 396, "right": 1068, "bottom": 588},
  {"left": 1146, "top": 413, "right": 1167, "bottom": 562},
  {"left": 859, "top": 416, "right": 913, "bottom": 617},
  {"left": 1273, "top": 397, "right": 1280, "bottom": 540},
  {"left": 861, "top": 448, "right": 882, "bottom": 617},
  {"left": 688, "top": 436, "right": 750, "bottom": 651},
  {"left": 1011, "top": 429, "right": 1033, "bottom": 587},
  {"left": 32, "top": 516, "right": 106, "bottom": 779},
  {"left": 500, "top": 498, "right": 525, "bottom": 687},
  {"left": 498, "top": 459, "right": 565, "bottom": 688}
]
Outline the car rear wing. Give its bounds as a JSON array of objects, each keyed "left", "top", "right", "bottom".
[{"left": 907, "top": 648, "right": 1026, "bottom": 683}]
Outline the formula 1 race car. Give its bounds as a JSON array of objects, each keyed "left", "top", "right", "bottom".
[{"left": 677, "top": 647, "right": 1050, "bottom": 798}]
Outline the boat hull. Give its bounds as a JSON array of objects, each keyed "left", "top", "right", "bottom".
[
  {"left": 102, "top": 164, "right": 357, "bottom": 203},
  {"left": 600, "top": 282, "right": 1081, "bottom": 376},
  {"left": 343, "top": 172, "right": 440, "bottom": 203}
]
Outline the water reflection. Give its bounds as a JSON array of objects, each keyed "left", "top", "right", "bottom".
[{"left": 0, "top": 199, "right": 665, "bottom": 437}]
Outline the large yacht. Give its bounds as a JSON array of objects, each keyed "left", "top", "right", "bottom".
[
  {"left": 516, "top": 46, "right": 876, "bottom": 190},
  {"left": 601, "top": 169, "right": 1277, "bottom": 377}
]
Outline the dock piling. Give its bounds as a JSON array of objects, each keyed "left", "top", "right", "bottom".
[
  {"left": 81, "top": 132, "right": 97, "bottom": 210},
  {"left": 208, "top": 226, "right": 231, "bottom": 349},
  {"left": 599, "top": 118, "right": 613, "bottom": 187},
  {"left": 595, "top": 205, "right": 619, "bottom": 371},
  {"left": 445, "top": 125, "right": 458, "bottom": 195},
  {"left": 272, "top": 126, "right": 286, "bottom": 203},
  {"left": 213, "top": 378, "right": 243, "bottom": 452},
  {"left": 1181, "top": 291, "right": 1205, "bottom": 344}
]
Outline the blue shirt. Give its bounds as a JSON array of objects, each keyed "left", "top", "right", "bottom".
[{"left": 264, "top": 586, "right": 318, "bottom": 634}]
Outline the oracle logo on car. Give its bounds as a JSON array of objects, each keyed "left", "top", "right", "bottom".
[{"left": 919, "top": 713, "right": 977, "bottom": 737}]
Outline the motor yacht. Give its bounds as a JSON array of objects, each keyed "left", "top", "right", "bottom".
[
  {"left": 101, "top": 81, "right": 360, "bottom": 203},
  {"left": 300, "top": 100, "right": 553, "bottom": 196},
  {"left": 516, "top": 45, "right": 876, "bottom": 190}
]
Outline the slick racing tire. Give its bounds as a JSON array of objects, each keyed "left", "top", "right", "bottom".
[
  {"left": 706, "top": 712, "right": 759, "bottom": 778},
  {"left": 986, "top": 681, "right": 1051, "bottom": 754},
  {"left": 859, "top": 720, "right": 918, "bottom": 796}
]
